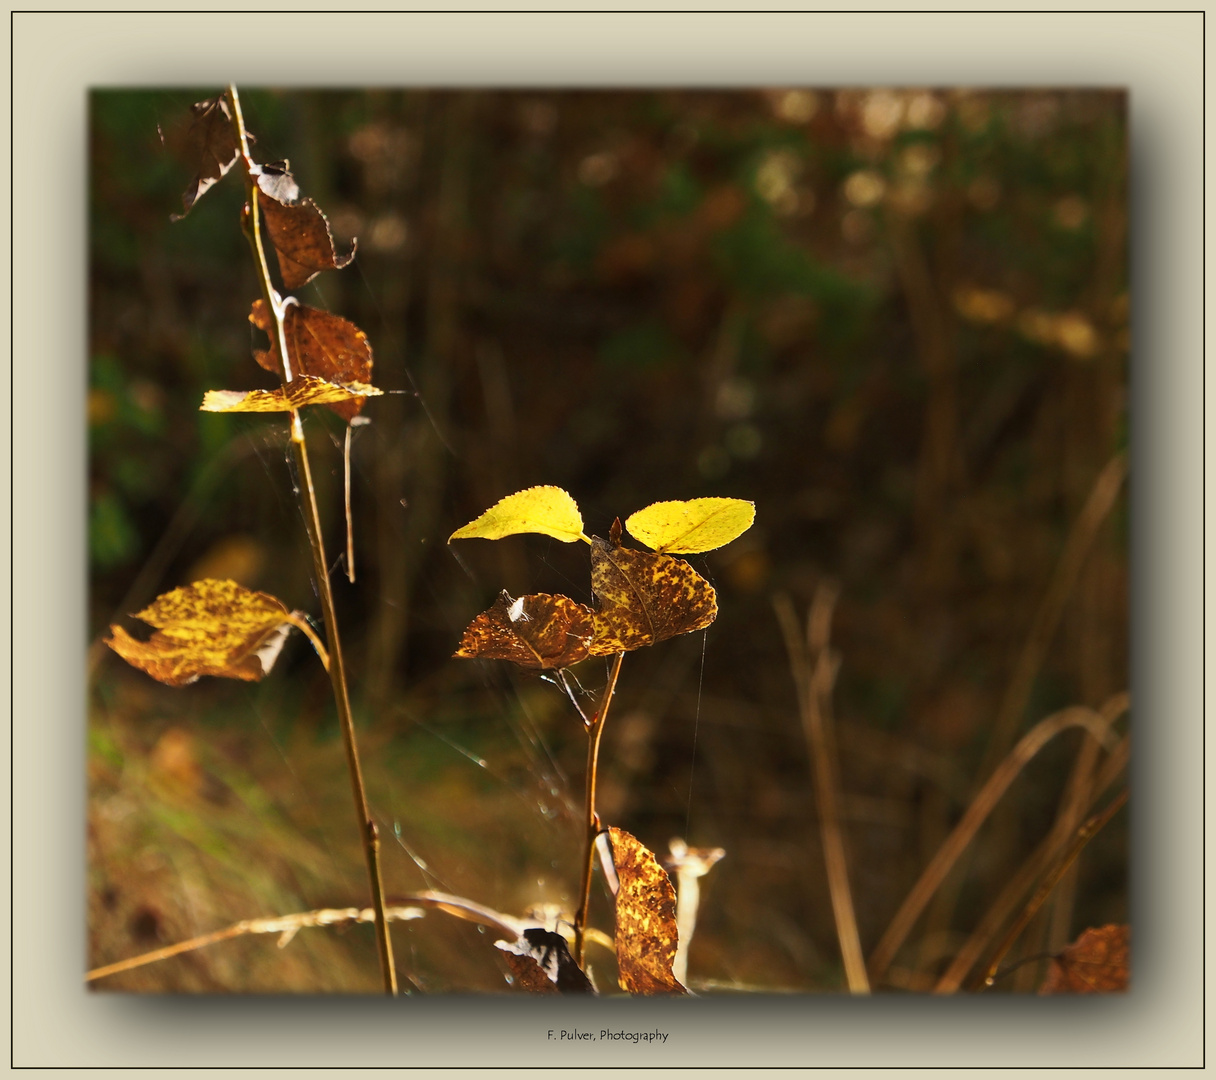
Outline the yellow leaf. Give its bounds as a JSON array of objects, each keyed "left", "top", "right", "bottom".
[
  {"left": 449, "top": 486, "right": 587, "bottom": 544},
  {"left": 105, "top": 579, "right": 302, "bottom": 686},
  {"left": 625, "top": 497, "right": 756, "bottom": 554},
  {"left": 200, "top": 376, "right": 381, "bottom": 413}
]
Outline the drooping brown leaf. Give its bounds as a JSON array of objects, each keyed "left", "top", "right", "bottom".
[
  {"left": 454, "top": 591, "right": 595, "bottom": 670},
  {"left": 496, "top": 928, "right": 595, "bottom": 994},
  {"left": 253, "top": 166, "right": 355, "bottom": 291},
  {"left": 169, "top": 95, "right": 241, "bottom": 221},
  {"left": 588, "top": 521, "right": 717, "bottom": 655},
  {"left": 249, "top": 300, "right": 375, "bottom": 420},
  {"left": 105, "top": 579, "right": 300, "bottom": 687},
  {"left": 609, "top": 827, "right": 688, "bottom": 995},
  {"left": 1039, "top": 924, "right": 1129, "bottom": 994}
]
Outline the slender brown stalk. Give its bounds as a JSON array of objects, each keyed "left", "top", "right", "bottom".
[
  {"left": 867, "top": 704, "right": 1120, "bottom": 984},
  {"left": 973, "top": 787, "right": 1128, "bottom": 991},
  {"left": 226, "top": 86, "right": 397, "bottom": 995},
  {"left": 573, "top": 652, "right": 625, "bottom": 968},
  {"left": 775, "top": 588, "right": 869, "bottom": 994}
]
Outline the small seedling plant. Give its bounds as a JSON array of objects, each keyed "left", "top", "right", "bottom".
[
  {"left": 99, "top": 85, "right": 752, "bottom": 996},
  {"left": 449, "top": 486, "right": 754, "bottom": 987}
]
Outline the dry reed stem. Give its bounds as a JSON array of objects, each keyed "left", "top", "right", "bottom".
[
  {"left": 979, "top": 452, "right": 1127, "bottom": 780},
  {"left": 974, "top": 786, "right": 1128, "bottom": 990},
  {"left": 933, "top": 720, "right": 1129, "bottom": 993},
  {"left": 87, "top": 889, "right": 611, "bottom": 988},
  {"left": 86, "top": 905, "right": 426, "bottom": 984},
  {"left": 775, "top": 586, "right": 869, "bottom": 994},
  {"left": 1046, "top": 691, "right": 1129, "bottom": 949},
  {"left": 867, "top": 704, "right": 1121, "bottom": 984}
]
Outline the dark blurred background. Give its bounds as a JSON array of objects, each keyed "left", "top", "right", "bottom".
[{"left": 88, "top": 87, "right": 1127, "bottom": 993}]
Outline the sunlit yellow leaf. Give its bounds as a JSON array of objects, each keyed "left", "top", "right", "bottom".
[
  {"left": 625, "top": 497, "right": 756, "bottom": 554},
  {"left": 105, "top": 578, "right": 302, "bottom": 686},
  {"left": 449, "top": 486, "right": 587, "bottom": 544},
  {"left": 609, "top": 827, "right": 688, "bottom": 995},
  {"left": 200, "top": 376, "right": 381, "bottom": 413}
]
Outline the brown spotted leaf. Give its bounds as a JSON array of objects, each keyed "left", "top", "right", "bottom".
[
  {"left": 588, "top": 522, "right": 717, "bottom": 655},
  {"left": 1039, "top": 924, "right": 1129, "bottom": 994},
  {"left": 454, "top": 591, "right": 595, "bottom": 670},
  {"left": 255, "top": 170, "right": 355, "bottom": 291},
  {"left": 105, "top": 579, "right": 299, "bottom": 687},
  {"left": 249, "top": 300, "right": 375, "bottom": 420},
  {"left": 496, "top": 929, "right": 595, "bottom": 994},
  {"left": 609, "top": 827, "right": 688, "bottom": 995},
  {"left": 200, "top": 377, "right": 381, "bottom": 414},
  {"left": 169, "top": 95, "right": 241, "bottom": 221}
]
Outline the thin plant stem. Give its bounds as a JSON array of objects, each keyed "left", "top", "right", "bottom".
[
  {"left": 573, "top": 652, "right": 625, "bottom": 968},
  {"left": 226, "top": 85, "right": 396, "bottom": 995},
  {"left": 867, "top": 704, "right": 1120, "bottom": 985},
  {"left": 345, "top": 422, "right": 356, "bottom": 584},
  {"left": 973, "top": 787, "right": 1128, "bottom": 991},
  {"left": 775, "top": 588, "right": 869, "bottom": 994}
]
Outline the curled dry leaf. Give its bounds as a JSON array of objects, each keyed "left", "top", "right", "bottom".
[
  {"left": 249, "top": 300, "right": 376, "bottom": 421},
  {"left": 625, "top": 497, "right": 756, "bottom": 554},
  {"left": 609, "top": 827, "right": 688, "bottom": 995},
  {"left": 454, "top": 591, "right": 595, "bottom": 670},
  {"left": 200, "top": 377, "right": 381, "bottom": 414},
  {"left": 1039, "top": 924, "right": 1129, "bottom": 994},
  {"left": 169, "top": 95, "right": 241, "bottom": 221},
  {"left": 496, "top": 928, "right": 595, "bottom": 995},
  {"left": 105, "top": 579, "right": 299, "bottom": 687},
  {"left": 449, "top": 485, "right": 586, "bottom": 544},
  {"left": 255, "top": 167, "right": 355, "bottom": 291},
  {"left": 588, "top": 522, "right": 717, "bottom": 655}
]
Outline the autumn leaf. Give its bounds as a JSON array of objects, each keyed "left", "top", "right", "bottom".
[
  {"left": 252, "top": 164, "right": 355, "bottom": 291},
  {"left": 449, "top": 486, "right": 588, "bottom": 544},
  {"left": 496, "top": 928, "right": 595, "bottom": 994},
  {"left": 454, "top": 591, "right": 595, "bottom": 670},
  {"left": 625, "top": 497, "right": 755, "bottom": 554},
  {"left": 1040, "top": 924, "right": 1129, "bottom": 994},
  {"left": 105, "top": 579, "right": 313, "bottom": 687},
  {"left": 609, "top": 827, "right": 687, "bottom": 995},
  {"left": 588, "top": 520, "right": 717, "bottom": 655},
  {"left": 200, "top": 377, "right": 381, "bottom": 414},
  {"left": 249, "top": 300, "right": 376, "bottom": 421},
  {"left": 169, "top": 95, "right": 241, "bottom": 221}
]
